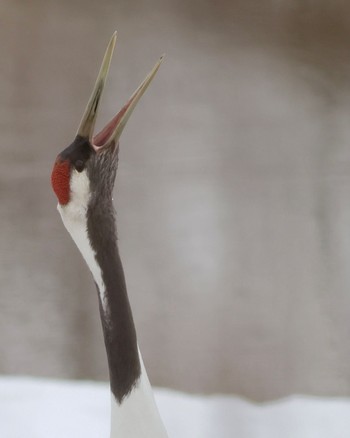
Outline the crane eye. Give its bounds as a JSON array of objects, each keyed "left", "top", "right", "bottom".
[{"left": 75, "top": 160, "right": 85, "bottom": 172}]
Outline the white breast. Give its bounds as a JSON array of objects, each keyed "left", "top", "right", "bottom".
[{"left": 110, "top": 354, "right": 168, "bottom": 438}]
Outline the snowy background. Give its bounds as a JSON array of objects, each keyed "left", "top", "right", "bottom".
[
  {"left": 1, "top": 1, "right": 350, "bottom": 435},
  {"left": 1, "top": 377, "right": 350, "bottom": 438}
]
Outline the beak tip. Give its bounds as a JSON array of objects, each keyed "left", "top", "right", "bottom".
[{"left": 109, "top": 31, "right": 117, "bottom": 53}]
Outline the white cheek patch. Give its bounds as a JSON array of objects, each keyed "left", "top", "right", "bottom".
[
  {"left": 58, "top": 169, "right": 109, "bottom": 314},
  {"left": 62, "top": 169, "right": 90, "bottom": 219}
]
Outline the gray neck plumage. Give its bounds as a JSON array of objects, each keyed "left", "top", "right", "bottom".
[{"left": 86, "top": 200, "right": 141, "bottom": 403}]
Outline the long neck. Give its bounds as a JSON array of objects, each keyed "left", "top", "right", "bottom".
[
  {"left": 87, "top": 202, "right": 141, "bottom": 402},
  {"left": 58, "top": 196, "right": 168, "bottom": 437}
]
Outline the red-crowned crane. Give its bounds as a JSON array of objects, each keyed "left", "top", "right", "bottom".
[{"left": 51, "top": 32, "right": 168, "bottom": 437}]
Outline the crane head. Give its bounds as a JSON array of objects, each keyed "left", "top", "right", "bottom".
[{"left": 51, "top": 32, "right": 163, "bottom": 210}]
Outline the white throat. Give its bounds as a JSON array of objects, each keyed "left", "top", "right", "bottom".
[{"left": 57, "top": 170, "right": 108, "bottom": 313}]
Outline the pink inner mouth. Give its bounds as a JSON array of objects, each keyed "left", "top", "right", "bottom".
[{"left": 92, "top": 98, "right": 132, "bottom": 148}]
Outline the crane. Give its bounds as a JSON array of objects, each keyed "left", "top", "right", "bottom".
[{"left": 51, "top": 32, "right": 168, "bottom": 437}]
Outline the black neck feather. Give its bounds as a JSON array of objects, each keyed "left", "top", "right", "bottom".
[{"left": 86, "top": 200, "right": 141, "bottom": 403}]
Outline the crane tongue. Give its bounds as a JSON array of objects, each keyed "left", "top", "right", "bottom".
[{"left": 93, "top": 55, "right": 164, "bottom": 149}]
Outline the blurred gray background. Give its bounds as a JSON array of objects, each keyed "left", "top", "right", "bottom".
[{"left": 1, "top": 0, "right": 350, "bottom": 402}]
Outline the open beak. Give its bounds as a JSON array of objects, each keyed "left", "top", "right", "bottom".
[{"left": 76, "top": 31, "right": 163, "bottom": 150}]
